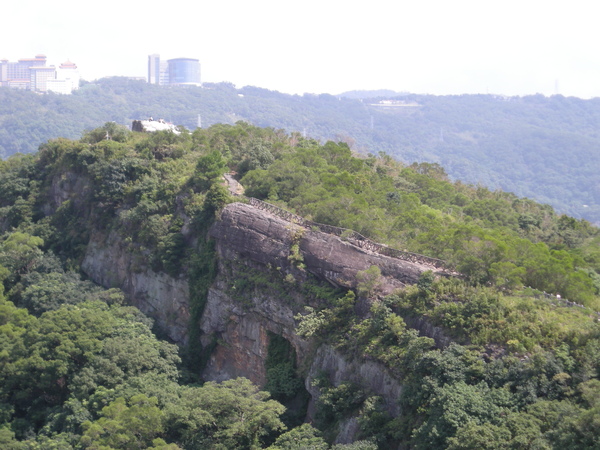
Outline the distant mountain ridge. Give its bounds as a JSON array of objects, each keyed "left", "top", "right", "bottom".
[
  {"left": 337, "top": 89, "right": 407, "bottom": 99},
  {"left": 0, "top": 78, "right": 599, "bottom": 223}
]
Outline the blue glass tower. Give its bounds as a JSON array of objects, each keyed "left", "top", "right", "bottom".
[{"left": 167, "top": 58, "right": 201, "bottom": 85}]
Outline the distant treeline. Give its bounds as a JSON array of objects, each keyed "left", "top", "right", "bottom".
[{"left": 0, "top": 78, "right": 599, "bottom": 223}]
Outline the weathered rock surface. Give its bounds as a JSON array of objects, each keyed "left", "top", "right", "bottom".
[
  {"left": 210, "top": 202, "right": 447, "bottom": 294},
  {"left": 199, "top": 279, "right": 305, "bottom": 386},
  {"left": 405, "top": 315, "right": 454, "bottom": 349},
  {"left": 80, "top": 200, "right": 454, "bottom": 443},
  {"left": 201, "top": 201, "right": 446, "bottom": 385},
  {"left": 44, "top": 171, "right": 92, "bottom": 215},
  {"left": 306, "top": 344, "right": 404, "bottom": 418},
  {"left": 199, "top": 202, "right": 449, "bottom": 442},
  {"left": 82, "top": 230, "right": 190, "bottom": 344}
]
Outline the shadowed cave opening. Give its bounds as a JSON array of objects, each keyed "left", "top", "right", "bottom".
[{"left": 265, "top": 331, "right": 310, "bottom": 428}]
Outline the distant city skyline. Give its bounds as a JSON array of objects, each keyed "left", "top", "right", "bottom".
[
  {"left": 148, "top": 55, "right": 201, "bottom": 86},
  {"left": 4, "top": 0, "right": 600, "bottom": 99},
  {"left": 0, "top": 54, "right": 80, "bottom": 94}
]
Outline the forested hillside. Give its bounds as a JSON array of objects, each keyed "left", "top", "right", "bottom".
[
  {"left": 0, "top": 79, "right": 599, "bottom": 223},
  {"left": 1, "top": 122, "right": 599, "bottom": 448}
]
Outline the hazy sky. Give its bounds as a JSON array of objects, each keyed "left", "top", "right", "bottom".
[{"left": 4, "top": 0, "right": 600, "bottom": 98}]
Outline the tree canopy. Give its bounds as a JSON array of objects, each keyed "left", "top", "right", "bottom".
[{"left": 0, "top": 121, "right": 598, "bottom": 448}]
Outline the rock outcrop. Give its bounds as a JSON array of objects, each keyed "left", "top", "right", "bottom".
[
  {"left": 81, "top": 200, "right": 453, "bottom": 442},
  {"left": 198, "top": 201, "right": 449, "bottom": 442},
  {"left": 210, "top": 202, "right": 448, "bottom": 294},
  {"left": 42, "top": 170, "right": 92, "bottom": 216},
  {"left": 199, "top": 278, "right": 306, "bottom": 386},
  {"left": 82, "top": 230, "right": 190, "bottom": 344},
  {"left": 306, "top": 344, "right": 404, "bottom": 416}
]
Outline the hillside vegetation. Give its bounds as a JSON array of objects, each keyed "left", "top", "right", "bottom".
[
  {"left": 0, "top": 122, "right": 599, "bottom": 448},
  {"left": 0, "top": 79, "right": 599, "bottom": 224}
]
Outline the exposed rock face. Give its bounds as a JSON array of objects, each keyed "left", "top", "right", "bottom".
[
  {"left": 210, "top": 202, "right": 447, "bottom": 294},
  {"left": 43, "top": 171, "right": 92, "bottom": 215},
  {"left": 45, "top": 169, "right": 191, "bottom": 344},
  {"left": 406, "top": 315, "right": 454, "bottom": 349},
  {"left": 81, "top": 200, "right": 453, "bottom": 442},
  {"left": 201, "top": 201, "right": 447, "bottom": 385},
  {"left": 306, "top": 344, "right": 404, "bottom": 418},
  {"left": 198, "top": 201, "right": 444, "bottom": 442},
  {"left": 82, "top": 231, "right": 190, "bottom": 344},
  {"left": 199, "top": 278, "right": 305, "bottom": 386}
]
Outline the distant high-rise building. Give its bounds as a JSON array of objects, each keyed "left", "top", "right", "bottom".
[
  {"left": 1, "top": 54, "right": 47, "bottom": 89},
  {"left": 159, "top": 61, "right": 169, "bottom": 85},
  {"left": 0, "top": 55, "right": 78, "bottom": 94},
  {"left": 147, "top": 54, "right": 201, "bottom": 86},
  {"left": 167, "top": 58, "right": 201, "bottom": 86},
  {"left": 30, "top": 66, "right": 56, "bottom": 92},
  {"left": 148, "top": 54, "right": 160, "bottom": 84}
]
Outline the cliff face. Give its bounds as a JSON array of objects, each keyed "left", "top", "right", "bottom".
[
  {"left": 82, "top": 230, "right": 190, "bottom": 344},
  {"left": 44, "top": 171, "right": 92, "bottom": 215},
  {"left": 209, "top": 202, "right": 446, "bottom": 294},
  {"left": 199, "top": 202, "right": 449, "bottom": 433},
  {"left": 81, "top": 200, "right": 450, "bottom": 440},
  {"left": 48, "top": 171, "right": 191, "bottom": 345}
]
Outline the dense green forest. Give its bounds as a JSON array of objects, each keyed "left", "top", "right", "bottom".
[
  {"left": 0, "top": 79, "right": 599, "bottom": 224},
  {"left": 1, "top": 122, "right": 599, "bottom": 448}
]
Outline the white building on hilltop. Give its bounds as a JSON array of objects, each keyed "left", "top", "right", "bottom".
[
  {"left": 0, "top": 55, "right": 80, "bottom": 94},
  {"left": 46, "top": 60, "right": 80, "bottom": 94},
  {"left": 30, "top": 66, "right": 57, "bottom": 92}
]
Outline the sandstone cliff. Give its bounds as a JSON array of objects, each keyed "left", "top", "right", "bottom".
[
  {"left": 210, "top": 202, "right": 448, "bottom": 294},
  {"left": 82, "top": 230, "right": 190, "bottom": 344},
  {"left": 80, "top": 200, "right": 452, "bottom": 442}
]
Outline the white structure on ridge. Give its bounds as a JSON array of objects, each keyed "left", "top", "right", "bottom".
[
  {"left": 47, "top": 60, "right": 80, "bottom": 94},
  {"left": 0, "top": 55, "right": 80, "bottom": 94}
]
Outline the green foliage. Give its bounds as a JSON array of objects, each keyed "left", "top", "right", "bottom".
[
  {"left": 185, "top": 240, "right": 218, "bottom": 375},
  {"left": 355, "top": 266, "right": 382, "bottom": 297},
  {"left": 47, "top": 199, "right": 90, "bottom": 264},
  {"left": 287, "top": 226, "right": 305, "bottom": 269},
  {"left": 80, "top": 394, "right": 165, "bottom": 449},
  {"left": 313, "top": 376, "right": 366, "bottom": 428},
  {"left": 295, "top": 291, "right": 356, "bottom": 339},
  {"left": 155, "top": 232, "right": 186, "bottom": 277},
  {"left": 0, "top": 242, "right": 292, "bottom": 449},
  {"left": 0, "top": 232, "right": 44, "bottom": 289},
  {"left": 411, "top": 381, "right": 515, "bottom": 448},
  {"left": 237, "top": 138, "right": 275, "bottom": 176},
  {"left": 2, "top": 80, "right": 600, "bottom": 223},
  {"left": 264, "top": 333, "right": 304, "bottom": 403},
  {"left": 17, "top": 271, "right": 103, "bottom": 315},
  {"left": 239, "top": 135, "right": 598, "bottom": 304},
  {"left": 0, "top": 299, "right": 174, "bottom": 439},
  {"left": 166, "top": 378, "right": 286, "bottom": 450},
  {"left": 0, "top": 112, "right": 599, "bottom": 449},
  {"left": 81, "top": 122, "right": 131, "bottom": 144},
  {"left": 204, "top": 183, "right": 232, "bottom": 214},
  {"left": 192, "top": 150, "right": 228, "bottom": 191},
  {"left": 6, "top": 115, "right": 597, "bottom": 306},
  {"left": 267, "top": 423, "right": 328, "bottom": 450},
  {"left": 390, "top": 278, "right": 599, "bottom": 351}
]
